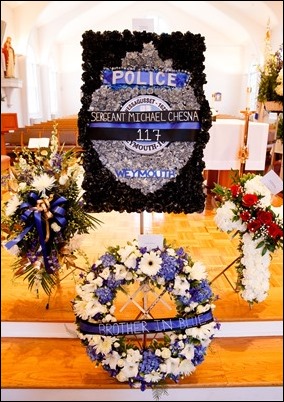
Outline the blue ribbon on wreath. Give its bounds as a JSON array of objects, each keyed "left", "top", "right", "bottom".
[{"left": 5, "top": 192, "right": 68, "bottom": 274}]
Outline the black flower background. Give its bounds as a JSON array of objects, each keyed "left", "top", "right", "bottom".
[{"left": 78, "top": 30, "right": 212, "bottom": 213}]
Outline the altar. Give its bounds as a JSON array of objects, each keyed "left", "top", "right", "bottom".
[{"left": 203, "top": 118, "right": 269, "bottom": 187}]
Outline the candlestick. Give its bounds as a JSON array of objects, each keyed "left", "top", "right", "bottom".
[{"left": 239, "top": 109, "right": 255, "bottom": 176}]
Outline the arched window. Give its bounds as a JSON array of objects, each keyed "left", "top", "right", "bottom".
[
  {"left": 49, "top": 57, "right": 58, "bottom": 117},
  {"left": 26, "top": 45, "right": 40, "bottom": 119}
]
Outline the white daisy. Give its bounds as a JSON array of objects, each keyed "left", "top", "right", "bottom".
[{"left": 138, "top": 250, "right": 162, "bottom": 276}]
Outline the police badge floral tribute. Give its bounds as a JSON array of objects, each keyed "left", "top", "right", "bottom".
[
  {"left": 73, "top": 240, "right": 219, "bottom": 391},
  {"left": 78, "top": 30, "right": 212, "bottom": 213}
]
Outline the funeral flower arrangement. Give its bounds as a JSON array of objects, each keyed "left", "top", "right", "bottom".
[
  {"left": 213, "top": 173, "right": 283, "bottom": 305},
  {"left": 257, "top": 24, "right": 283, "bottom": 104},
  {"left": 1, "top": 123, "right": 101, "bottom": 296},
  {"left": 78, "top": 29, "right": 211, "bottom": 215},
  {"left": 73, "top": 240, "right": 219, "bottom": 391}
]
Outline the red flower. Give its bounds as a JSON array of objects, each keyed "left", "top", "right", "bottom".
[
  {"left": 257, "top": 210, "right": 273, "bottom": 225},
  {"left": 240, "top": 211, "right": 251, "bottom": 222},
  {"left": 230, "top": 184, "right": 242, "bottom": 198},
  {"left": 267, "top": 223, "right": 283, "bottom": 239},
  {"left": 242, "top": 194, "right": 259, "bottom": 207},
  {"left": 247, "top": 220, "right": 262, "bottom": 232}
]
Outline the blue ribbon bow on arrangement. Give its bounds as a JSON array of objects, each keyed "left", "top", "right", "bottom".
[{"left": 5, "top": 192, "right": 67, "bottom": 274}]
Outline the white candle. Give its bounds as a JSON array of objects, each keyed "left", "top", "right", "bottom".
[{"left": 246, "top": 87, "right": 251, "bottom": 109}]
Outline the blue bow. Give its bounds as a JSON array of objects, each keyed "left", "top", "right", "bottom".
[{"left": 5, "top": 192, "right": 68, "bottom": 274}]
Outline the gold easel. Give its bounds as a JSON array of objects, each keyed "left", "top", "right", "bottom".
[{"left": 210, "top": 106, "right": 255, "bottom": 289}]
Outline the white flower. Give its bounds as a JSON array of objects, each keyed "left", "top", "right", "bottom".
[
  {"left": 50, "top": 222, "right": 61, "bottom": 232},
  {"left": 179, "top": 359, "right": 195, "bottom": 375},
  {"left": 113, "top": 264, "right": 128, "bottom": 281},
  {"left": 31, "top": 173, "right": 56, "bottom": 193},
  {"left": 95, "top": 336, "right": 116, "bottom": 355},
  {"left": 124, "top": 255, "right": 137, "bottom": 269},
  {"left": 73, "top": 240, "right": 217, "bottom": 390},
  {"left": 144, "top": 372, "right": 162, "bottom": 383},
  {"left": 245, "top": 175, "right": 271, "bottom": 207},
  {"left": 160, "top": 357, "right": 180, "bottom": 376},
  {"left": 160, "top": 347, "right": 171, "bottom": 359},
  {"left": 102, "top": 351, "right": 121, "bottom": 370},
  {"left": 100, "top": 267, "right": 110, "bottom": 279},
  {"left": 118, "top": 244, "right": 137, "bottom": 262},
  {"left": 59, "top": 175, "right": 68, "bottom": 185},
  {"left": 18, "top": 182, "right": 27, "bottom": 191},
  {"left": 5, "top": 194, "right": 21, "bottom": 216},
  {"left": 214, "top": 200, "right": 246, "bottom": 232},
  {"left": 190, "top": 261, "right": 207, "bottom": 280},
  {"left": 271, "top": 205, "right": 283, "bottom": 220},
  {"left": 138, "top": 250, "right": 162, "bottom": 276},
  {"left": 172, "top": 274, "right": 189, "bottom": 297},
  {"left": 180, "top": 343, "right": 194, "bottom": 360}
]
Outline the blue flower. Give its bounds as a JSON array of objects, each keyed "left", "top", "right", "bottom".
[{"left": 95, "top": 287, "right": 114, "bottom": 304}]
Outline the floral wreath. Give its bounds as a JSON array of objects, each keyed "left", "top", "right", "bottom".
[
  {"left": 213, "top": 172, "right": 283, "bottom": 305},
  {"left": 73, "top": 240, "right": 219, "bottom": 391}
]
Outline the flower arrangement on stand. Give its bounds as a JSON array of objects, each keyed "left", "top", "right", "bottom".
[
  {"left": 257, "top": 23, "right": 283, "bottom": 106},
  {"left": 1, "top": 123, "right": 102, "bottom": 298},
  {"left": 73, "top": 240, "right": 219, "bottom": 393},
  {"left": 213, "top": 172, "right": 283, "bottom": 305}
]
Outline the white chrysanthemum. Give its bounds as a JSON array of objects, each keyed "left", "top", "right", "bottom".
[
  {"left": 185, "top": 322, "right": 216, "bottom": 341},
  {"left": 95, "top": 336, "right": 116, "bottom": 355},
  {"left": 190, "top": 261, "right": 207, "bottom": 280},
  {"left": 31, "top": 173, "right": 56, "bottom": 193},
  {"left": 5, "top": 194, "right": 21, "bottom": 216},
  {"left": 73, "top": 299, "right": 106, "bottom": 320},
  {"left": 214, "top": 200, "right": 246, "bottom": 232},
  {"left": 179, "top": 358, "right": 195, "bottom": 375},
  {"left": 144, "top": 371, "right": 163, "bottom": 383},
  {"left": 138, "top": 250, "right": 162, "bottom": 276},
  {"left": 244, "top": 175, "right": 272, "bottom": 207},
  {"left": 239, "top": 232, "right": 271, "bottom": 303}
]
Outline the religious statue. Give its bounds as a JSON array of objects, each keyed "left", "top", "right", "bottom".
[{"left": 2, "top": 36, "right": 15, "bottom": 78}]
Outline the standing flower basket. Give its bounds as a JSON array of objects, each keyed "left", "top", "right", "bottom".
[
  {"left": 212, "top": 172, "right": 283, "bottom": 305},
  {"left": 1, "top": 123, "right": 102, "bottom": 298}
]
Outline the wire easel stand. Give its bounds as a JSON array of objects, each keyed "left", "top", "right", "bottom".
[{"left": 210, "top": 107, "right": 255, "bottom": 291}]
